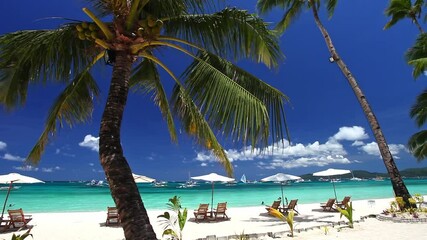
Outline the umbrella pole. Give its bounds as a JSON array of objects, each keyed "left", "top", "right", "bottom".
[
  {"left": 330, "top": 177, "right": 337, "bottom": 201},
  {"left": 280, "top": 182, "right": 285, "bottom": 209},
  {"left": 211, "top": 182, "right": 214, "bottom": 215},
  {"left": 1, "top": 181, "right": 13, "bottom": 220}
]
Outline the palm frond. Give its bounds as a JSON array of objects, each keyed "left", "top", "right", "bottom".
[
  {"left": 183, "top": 51, "right": 290, "bottom": 145},
  {"left": 410, "top": 89, "right": 427, "bottom": 127},
  {"left": 130, "top": 57, "right": 177, "bottom": 142},
  {"left": 171, "top": 85, "right": 233, "bottom": 176},
  {"left": 408, "top": 130, "right": 427, "bottom": 161},
  {"left": 85, "top": 0, "right": 129, "bottom": 16},
  {"left": 384, "top": 0, "right": 413, "bottom": 29},
  {"left": 406, "top": 32, "right": 427, "bottom": 78},
  {"left": 181, "top": 51, "right": 289, "bottom": 148},
  {"left": 28, "top": 69, "right": 100, "bottom": 163},
  {"left": 275, "top": 0, "right": 305, "bottom": 33},
  {"left": 0, "top": 26, "right": 98, "bottom": 108},
  {"left": 326, "top": 0, "right": 338, "bottom": 18},
  {"left": 163, "top": 8, "right": 283, "bottom": 68},
  {"left": 257, "top": 0, "right": 289, "bottom": 14}
]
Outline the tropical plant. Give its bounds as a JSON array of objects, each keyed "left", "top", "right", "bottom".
[
  {"left": 384, "top": 1, "right": 427, "bottom": 161},
  {"left": 268, "top": 208, "right": 295, "bottom": 237},
  {"left": 158, "top": 196, "right": 187, "bottom": 240},
  {"left": 0, "top": 0, "right": 289, "bottom": 239},
  {"left": 336, "top": 202, "right": 354, "bottom": 228},
  {"left": 11, "top": 229, "right": 32, "bottom": 240},
  {"left": 257, "top": 0, "right": 413, "bottom": 207},
  {"left": 384, "top": 0, "right": 424, "bottom": 32}
]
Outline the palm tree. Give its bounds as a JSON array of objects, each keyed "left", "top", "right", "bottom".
[
  {"left": 408, "top": 89, "right": 427, "bottom": 160},
  {"left": 257, "top": 0, "right": 413, "bottom": 206},
  {"left": 384, "top": 0, "right": 427, "bottom": 161},
  {"left": 384, "top": 0, "right": 424, "bottom": 33},
  {"left": 0, "top": 0, "right": 289, "bottom": 239}
]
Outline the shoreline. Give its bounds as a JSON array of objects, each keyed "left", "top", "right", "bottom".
[{"left": 1, "top": 196, "right": 426, "bottom": 239}]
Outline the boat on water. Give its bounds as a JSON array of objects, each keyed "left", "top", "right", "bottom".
[
  {"left": 372, "top": 176, "right": 385, "bottom": 181},
  {"left": 240, "top": 174, "right": 247, "bottom": 184},
  {"left": 350, "top": 171, "right": 364, "bottom": 181},
  {"left": 86, "top": 180, "right": 108, "bottom": 187},
  {"left": 178, "top": 180, "right": 198, "bottom": 188},
  {"left": 152, "top": 181, "right": 167, "bottom": 187},
  {"left": 0, "top": 186, "right": 21, "bottom": 191}
]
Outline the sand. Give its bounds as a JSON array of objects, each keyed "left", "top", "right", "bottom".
[{"left": 0, "top": 197, "right": 425, "bottom": 240}]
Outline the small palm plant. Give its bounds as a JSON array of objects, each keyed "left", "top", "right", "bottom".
[
  {"left": 268, "top": 208, "right": 295, "bottom": 237},
  {"left": 336, "top": 202, "right": 354, "bottom": 228},
  {"left": 158, "top": 196, "right": 188, "bottom": 240},
  {"left": 11, "top": 229, "right": 32, "bottom": 240}
]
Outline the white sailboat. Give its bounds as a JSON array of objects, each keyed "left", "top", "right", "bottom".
[
  {"left": 240, "top": 174, "right": 247, "bottom": 183},
  {"left": 350, "top": 171, "right": 363, "bottom": 181}
]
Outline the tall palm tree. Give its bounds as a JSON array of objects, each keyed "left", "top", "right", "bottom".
[
  {"left": 0, "top": 0, "right": 290, "bottom": 239},
  {"left": 406, "top": 34, "right": 427, "bottom": 160},
  {"left": 408, "top": 89, "right": 427, "bottom": 160},
  {"left": 257, "top": 0, "right": 413, "bottom": 206},
  {"left": 384, "top": 0, "right": 424, "bottom": 33},
  {"left": 384, "top": 0, "right": 427, "bottom": 161}
]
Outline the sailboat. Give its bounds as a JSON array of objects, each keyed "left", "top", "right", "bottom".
[
  {"left": 178, "top": 172, "right": 198, "bottom": 188},
  {"left": 240, "top": 174, "right": 247, "bottom": 184},
  {"left": 350, "top": 171, "right": 363, "bottom": 181}
]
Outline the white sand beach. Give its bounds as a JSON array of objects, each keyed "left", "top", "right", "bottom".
[{"left": 0, "top": 197, "right": 426, "bottom": 240}]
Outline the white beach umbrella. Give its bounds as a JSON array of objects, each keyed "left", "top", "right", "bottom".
[
  {"left": 313, "top": 168, "right": 351, "bottom": 200},
  {"left": 191, "top": 173, "right": 235, "bottom": 213},
  {"left": 261, "top": 173, "right": 301, "bottom": 208},
  {"left": 0, "top": 173, "right": 44, "bottom": 219},
  {"left": 132, "top": 173, "right": 155, "bottom": 183}
]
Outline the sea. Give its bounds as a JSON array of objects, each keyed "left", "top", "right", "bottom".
[{"left": 1, "top": 178, "right": 427, "bottom": 213}]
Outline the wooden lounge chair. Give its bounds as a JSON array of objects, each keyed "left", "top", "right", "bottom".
[
  {"left": 106, "top": 207, "right": 120, "bottom": 226},
  {"left": 7, "top": 209, "right": 32, "bottom": 229},
  {"left": 265, "top": 200, "right": 281, "bottom": 212},
  {"left": 336, "top": 196, "right": 351, "bottom": 209},
  {"left": 193, "top": 204, "right": 209, "bottom": 223},
  {"left": 213, "top": 202, "right": 229, "bottom": 220},
  {"left": 320, "top": 198, "right": 336, "bottom": 212},
  {"left": 280, "top": 199, "right": 299, "bottom": 215}
]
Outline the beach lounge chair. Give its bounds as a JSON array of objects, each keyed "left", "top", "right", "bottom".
[
  {"left": 336, "top": 196, "right": 351, "bottom": 209},
  {"left": 193, "top": 204, "right": 209, "bottom": 222},
  {"left": 265, "top": 200, "right": 281, "bottom": 212},
  {"left": 335, "top": 196, "right": 351, "bottom": 209},
  {"left": 213, "top": 202, "right": 229, "bottom": 221},
  {"left": 280, "top": 199, "right": 299, "bottom": 215},
  {"left": 320, "top": 198, "right": 336, "bottom": 212},
  {"left": 7, "top": 208, "right": 32, "bottom": 229},
  {"left": 106, "top": 207, "right": 120, "bottom": 226}
]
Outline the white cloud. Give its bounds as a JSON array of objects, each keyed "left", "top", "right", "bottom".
[
  {"left": 79, "top": 135, "right": 99, "bottom": 152},
  {"left": 2, "top": 153, "right": 25, "bottom": 162},
  {"left": 193, "top": 125, "right": 407, "bottom": 170},
  {"left": 351, "top": 140, "right": 365, "bottom": 146},
  {"left": 200, "top": 162, "right": 208, "bottom": 167},
  {"left": 89, "top": 163, "right": 95, "bottom": 167},
  {"left": 360, "top": 142, "right": 407, "bottom": 158},
  {"left": 42, "top": 166, "right": 62, "bottom": 172},
  {"left": 257, "top": 155, "right": 351, "bottom": 170},
  {"left": 332, "top": 126, "right": 369, "bottom": 141},
  {"left": 0, "top": 141, "right": 6, "bottom": 151},
  {"left": 13, "top": 165, "right": 38, "bottom": 171}
]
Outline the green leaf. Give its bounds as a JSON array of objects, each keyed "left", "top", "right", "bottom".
[{"left": 164, "top": 8, "right": 283, "bottom": 68}]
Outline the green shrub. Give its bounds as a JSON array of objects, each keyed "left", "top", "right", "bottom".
[{"left": 158, "top": 196, "right": 188, "bottom": 240}]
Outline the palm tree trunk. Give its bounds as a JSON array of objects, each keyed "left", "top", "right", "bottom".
[
  {"left": 412, "top": 17, "right": 424, "bottom": 33},
  {"left": 310, "top": 5, "right": 413, "bottom": 206},
  {"left": 99, "top": 50, "right": 157, "bottom": 239}
]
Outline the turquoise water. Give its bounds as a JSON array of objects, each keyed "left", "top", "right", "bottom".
[{"left": 1, "top": 179, "right": 426, "bottom": 213}]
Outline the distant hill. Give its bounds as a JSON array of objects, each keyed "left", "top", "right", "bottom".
[{"left": 299, "top": 167, "right": 427, "bottom": 181}]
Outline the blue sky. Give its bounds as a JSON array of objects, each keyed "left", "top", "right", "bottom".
[{"left": 1, "top": 0, "right": 427, "bottom": 181}]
